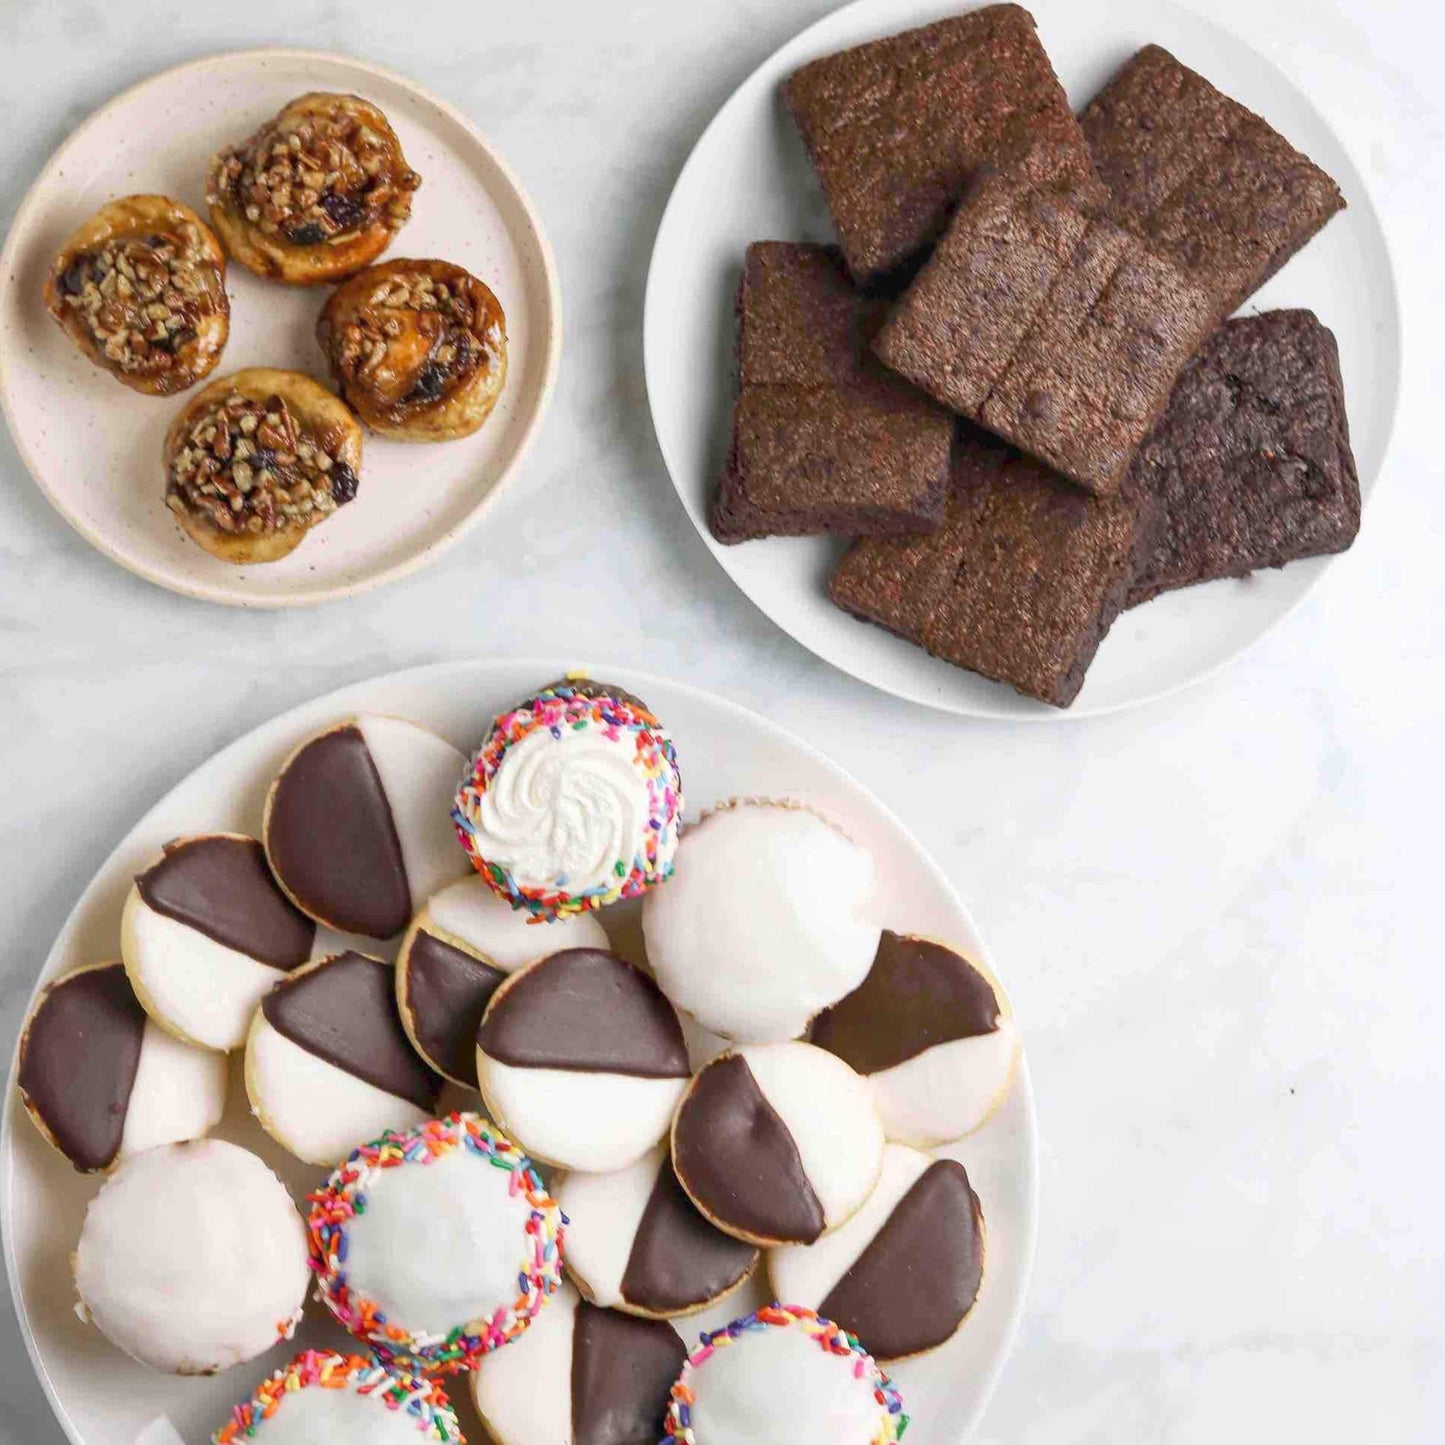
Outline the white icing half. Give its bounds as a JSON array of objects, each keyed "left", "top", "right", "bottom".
[
  {"left": 246, "top": 1016, "right": 431, "bottom": 1166},
  {"left": 868, "top": 1021, "right": 1020, "bottom": 1147},
  {"left": 356, "top": 715, "right": 470, "bottom": 911},
  {"left": 688, "top": 1314, "right": 884, "bottom": 1445},
  {"left": 74, "top": 1139, "right": 307, "bottom": 1374},
  {"left": 467, "top": 725, "right": 658, "bottom": 894},
  {"left": 251, "top": 1380, "right": 442, "bottom": 1445},
  {"left": 739, "top": 1043, "right": 883, "bottom": 1229},
  {"left": 470, "top": 1279, "right": 578, "bottom": 1445},
  {"left": 769, "top": 1144, "right": 932, "bottom": 1307},
  {"left": 121, "top": 889, "right": 289, "bottom": 1051},
  {"left": 422, "top": 875, "right": 608, "bottom": 968},
  {"left": 553, "top": 1146, "right": 665, "bottom": 1307},
  {"left": 344, "top": 1145, "right": 540, "bottom": 1334},
  {"left": 118, "top": 1019, "right": 227, "bottom": 1160},
  {"left": 477, "top": 1055, "right": 684, "bottom": 1172},
  {"left": 642, "top": 806, "right": 879, "bottom": 1042}
]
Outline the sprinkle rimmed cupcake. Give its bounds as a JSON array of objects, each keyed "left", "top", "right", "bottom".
[
  {"left": 662, "top": 1304, "right": 907, "bottom": 1445},
  {"left": 307, "top": 1113, "right": 565, "bottom": 1374},
  {"left": 452, "top": 677, "right": 683, "bottom": 920},
  {"left": 214, "top": 1350, "right": 462, "bottom": 1444}
]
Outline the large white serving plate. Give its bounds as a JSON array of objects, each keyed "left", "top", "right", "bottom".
[
  {"left": 2, "top": 659, "right": 1037, "bottom": 1445},
  {"left": 645, "top": 0, "right": 1400, "bottom": 719},
  {"left": 0, "top": 50, "right": 560, "bottom": 607}
]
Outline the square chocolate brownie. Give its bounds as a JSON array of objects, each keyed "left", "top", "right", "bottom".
[
  {"left": 1125, "top": 310, "right": 1359, "bottom": 605},
  {"left": 829, "top": 423, "right": 1151, "bottom": 707},
  {"left": 873, "top": 145, "right": 1218, "bottom": 496},
  {"left": 712, "top": 242, "right": 952, "bottom": 543},
  {"left": 1080, "top": 45, "right": 1345, "bottom": 317},
  {"left": 783, "top": 4, "right": 1094, "bottom": 283}
]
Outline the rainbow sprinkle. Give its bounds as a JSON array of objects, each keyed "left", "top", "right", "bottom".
[
  {"left": 661, "top": 1304, "right": 908, "bottom": 1445},
  {"left": 212, "top": 1350, "right": 460, "bottom": 1443},
  {"left": 451, "top": 678, "right": 683, "bottom": 920},
  {"left": 307, "top": 1113, "right": 565, "bottom": 1376}
]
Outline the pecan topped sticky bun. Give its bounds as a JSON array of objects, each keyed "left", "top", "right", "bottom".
[
  {"left": 206, "top": 93, "right": 420, "bottom": 285},
  {"left": 317, "top": 259, "right": 507, "bottom": 441},
  {"left": 162, "top": 368, "right": 362, "bottom": 564},
  {"left": 43, "top": 195, "right": 229, "bottom": 395}
]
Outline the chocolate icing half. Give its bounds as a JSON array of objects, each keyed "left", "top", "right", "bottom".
[
  {"left": 477, "top": 949, "right": 688, "bottom": 1077},
  {"left": 673, "top": 1053, "right": 825, "bottom": 1244},
  {"left": 621, "top": 1158, "right": 758, "bottom": 1313},
  {"left": 264, "top": 723, "right": 411, "bottom": 938},
  {"left": 261, "top": 951, "right": 441, "bottom": 1110},
  {"left": 18, "top": 963, "right": 146, "bottom": 1171},
  {"left": 810, "top": 931, "right": 1000, "bottom": 1075},
  {"left": 819, "top": 1158, "right": 984, "bottom": 1359},
  {"left": 571, "top": 1301, "right": 685, "bottom": 1445},
  {"left": 136, "top": 835, "right": 314, "bottom": 967},
  {"left": 402, "top": 929, "right": 506, "bottom": 1085}
]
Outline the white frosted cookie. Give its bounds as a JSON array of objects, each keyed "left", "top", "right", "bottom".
[
  {"left": 263, "top": 714, "right": 470, "bottom": 939},
  {"left": 810, "top": 932, "right": 1020, "bottom": 1145},
  {"left": 555, "top": 1145, "right": 758, "bottom": 1318},
  {"left": 121, "top": 834, "right": 316, "bottom": 1051},
  {"left": 476, "top": 948, "right": 690, "bottom": 1171},
  {"left": 245, "top": 952, "right": 441, "bottom": 1166},
  {"left": 309, "top": 1113, "right": 565, "bottom": 1375},
  {"left": 768, "top": 1143, "right": 985, "bottom": 1361},
  {"left": 17, "top": 960, "right": 225, "bottom": 1173},
  {"left": 660, "top": 1306, "right": 906, "bottom": 1445},
  {"left": 472, "top": 1280, "right": 685, "bottom": 1445},
  {"left": 213, "top": 1350, "right": 463, "bottom": 1445},
  {"left": 642, "top": 801, "right": 880, "bottom": 1042},
  {"left": 397, "top": 875, "right": 608, "bottom": 1085},
  {"left": 670, "top": 1042, "right": 884, "bottom": 1248},
  {"left": 73, "top": 1138, "right": 308, "bottom": 1375}
]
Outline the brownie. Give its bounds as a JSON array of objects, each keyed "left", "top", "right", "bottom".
[
  {"left": 783, "top": 5, "right": 1094, "bottom": 283},
  {"left": 1124, "top": 310, "right": 1359, "bottom": 606},
  {"left": 1080, "top": 45, "right": 1345, "bottom": 317},
  {"left": 712, "top": 242, "right": 952, "bottom": 543},
  {"left": 829, "top": 424, "right": 1151, "bottom": 707},
  {"left": 873, "top": 145, "right": 1218, "bottom": 496}
]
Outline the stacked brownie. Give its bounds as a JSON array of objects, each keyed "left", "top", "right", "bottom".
[{"left": 713, "top": 5, "right": 1359, "bottom": 708}]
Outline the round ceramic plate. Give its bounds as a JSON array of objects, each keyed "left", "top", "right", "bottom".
[
  {"left": 0, "top": 50, "right": 560, "bottom": 607},
  {"left": 2, "top": 659, "right": 1037, "bottom": 1445},
  {"left": 644, "top": 0, "right": 1400, "bottom": 719}
]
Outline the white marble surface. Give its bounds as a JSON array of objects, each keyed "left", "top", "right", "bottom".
[{"left": 0, "top": 0, "right": 1440, "bottom": 1441}]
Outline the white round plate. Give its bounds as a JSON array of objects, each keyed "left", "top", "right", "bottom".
[
  {"left": 0, "top": 50, "right": 560, "bottom": 607},
  {"left": 644, "top": 0, "right": 1400, "bottom": 719},
  {"left": 2, "top": 659, "right": 1037, "bottom": 1445}
]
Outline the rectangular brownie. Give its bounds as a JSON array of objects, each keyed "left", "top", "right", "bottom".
[
  {"left": 1080, "top": 45, "right": 1345, "bottom": 317},
  {"left": 829, "top": 423, "right": 1151, "bottom": 707},
  {"left": 712, "top": 242, "right": 952, "bottom": 543},
  {"left": 873, "top": 144, "right": 1218, "bottom": 496},
  {"left": 783, "top": 4, "right": 1094, "bottom": 283},
  {"left": 1125, "top": 309, "right": 1359, "bottom": 606}
]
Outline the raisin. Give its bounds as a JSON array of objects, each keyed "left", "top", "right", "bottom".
[
  {"left": 59, "top": 260, "right": 89, "bottom": 296},
  {"left": 320, "top": 192, "right": 367, "bottom": 232},
  {"left": 285, "top": 221, "right": 327, "bottom": 246},
  {"left": 406, "top": 363, "right": 449, "bottom": 403},
  {"left": 250, "top": 447, "right": 277, "bottom": 473},
  {"left": 330, "top": 461, "right": 359, "bottom": 505}
]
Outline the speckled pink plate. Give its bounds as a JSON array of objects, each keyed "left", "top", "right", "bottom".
[{"left": 0, "top": 50, "right": 561, "bottom": 607}]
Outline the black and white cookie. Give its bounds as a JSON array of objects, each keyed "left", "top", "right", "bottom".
[
  {"left": 245, "top": 951, "right": 443, "bottom": 1165},
  {"left": 768, "top": 1143, "right": 985, "bottom": 1361},
  {"left": 73, "top": 1138, "right": 309, "bottom": 1374},
  {"left": 555, "top": 1145, "right": 759, "bottom": 1319},
  {"left": 810, "top": 932, "right": 1020, "bottom": 1146},
  {"left": 121, "top": 834, "right": 316, "bottom": 1051},
  {"left": 642, "top": 801, "right": 880, "bottom": 1042},
  {"left": 17, "top": 960, "right": 226, "bottom": 1173},
  {"left": 476, "top": 948, "right": 690, "bottom": 1172},
  {"left": 397, "top": 875, "right": 608, "bottom": 1086},
  {"left": 472, "top": 1280, "right": 686, "bottom": 1445},
  {"left": 671, "top": 1042, "right": 884, "bottom": 1247},
  {"left": 263, "top": 715, "right": 471, "bottom": 939}
]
